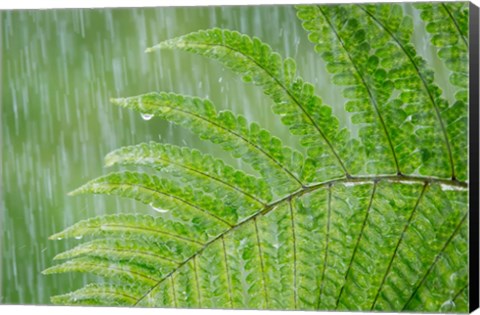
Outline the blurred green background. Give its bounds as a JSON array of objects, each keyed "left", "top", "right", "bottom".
[{"left": 1, "top": 4, "right": 450, "bottom": 305}]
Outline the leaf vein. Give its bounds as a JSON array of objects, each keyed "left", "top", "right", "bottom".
[{"left": 335, "top": 181, "right": 377, "bottom": 309}]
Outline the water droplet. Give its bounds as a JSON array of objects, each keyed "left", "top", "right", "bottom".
[
  {"left": 141, "top": 113, "right": 153, "bottom": 121},
  {"left": 56, "top": 237, "right": 63, "bottom": 240},
  {"left": 75, "top": 235, "right": 83, "bottom": 240},
  {"left": 218, "top": 77, "right": 223, "bottom": 83},
  {"left": 440, "top": 300, "right": 455, "bottom": 312},
  {"left": 149, "top": 202, "right": 169, "bottom": 213},
  {"left": 449, "top": 272, "right": 458, "bottom": 282}
]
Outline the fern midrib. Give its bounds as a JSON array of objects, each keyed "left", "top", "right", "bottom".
[
  {"left": 317, "top": 184, "right": 332, "bottom": 309},
  {"left": 254, "top": 217, "right": 269, "bottom": 307},
  {"left": 174, "top": 41, "right": 350, "bottom": 177},
  {"left": 317, "top": 5, "right": 401, "bottom": 175},
  {"left": 370, "top": 182, "right": 428, "bottom": 310},
  {"left": 221, "top": 235, "right": 234, "bottom": 308},
  {"left": 453, "top": 283, "right": 468, "bottom": 304},
  {"left": 133, "top": 174, "right": 466, "bottom": 306},
  {"left": 193, "top": 257, "right": 202, "bottom": 307},
  {"left": 79, "top": 222, "right": 203, "bottom": 246},
  {"left": 360, "top": 6, "right": 457, "bottom": 180},
  {"left": 288, "top": 199, "right": 298, "bottom": 309},
  {"left": 334, "top": 181, "right": 377, "bottom": 309},
  {"left": 63, "top": 246, "right": 181, "bottom": 265},
  {"left": 441, "top": 3, "right": 469, "bottom": 48}
]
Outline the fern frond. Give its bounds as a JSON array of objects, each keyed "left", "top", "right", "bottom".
[
  {"left": 296, "top": 5, "right": 398, "bottom": 176},
  {"left": 413, "top": 2, "right": 469, "bottom": 180},
  {"left": 290, "top": 187, "right": 330, "bottom": 309},
  {"left": 70, "top": 171, "right": 235, "bottom": 230},
  {"left": 44, "top": 4, "right": 471, "bottom": 312},
  {"left": 49, "top": 214, "right": 202, "bottom": 261},
  {"left": 111, "top": 93, "right": 304, "bottom": 196},
  {"left": 53, "top": 238, "right": 180, "bottom": 266},
  {"left": 374, "top": 185, "right": 468, "bottom": 311},
  {"left": 43, "top": 256, "right": 162, "bottom": 287},
  {"left": 51, "top": 284, "right": 142, "bottom": 306},
  {"left": 296, "top": 4, "right": 455, "bottom": 179},
  {"left": 147, "top": 28, "right": 364, "bottom": 182},
  {"left": 129, "top": 180, "right": 468, "bottom": 310},
  {"left": 105, "top": 142, "right": 271, "bottom": 208}
]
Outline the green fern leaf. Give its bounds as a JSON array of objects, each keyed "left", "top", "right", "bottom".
[
  {"left": 53, "top": 238, "right": 180, "bottom": 267},
  {"left": 296, "top": 4, "right": 460, "bottom": 180},
  {"left": 44, "top": 3, "right": 471, "bottom": 313},
  {"left": 51, "top": 284, "right": 144, "bottom": 306},
  {"left": 70, "top": 171, "right": 237, "bottom": 229},
  {"left": 413, "top": 2, "right": 469, "bottom": 181},
  {"left": 49, "top": 214, "right": 202, "bottom": 260},
  {"left": 147, "top": 28, "right": 365, "bottom": 182},
  {"left": 105, "top": 142, "right": 271, "bottom": 207},
  {"left": 111, "top": 93, "right": 304, "bottom": 196},
  {"left": 43, "top": 256, "right": 162, "bottom": 287}
]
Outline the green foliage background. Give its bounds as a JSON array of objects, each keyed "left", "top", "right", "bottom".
[{"left": 1, "top": 2, "right": 469, "bottom": 311}]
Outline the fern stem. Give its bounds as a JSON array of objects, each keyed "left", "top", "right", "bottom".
[
  {"left": 317, "top": 6, "right": 401, "bottom": 175},
  {"left": 370, "top": 182, "right": 429, "bottom": 310},
  {"left": 360, "top": 6, "right": 457, "bottom": 180},
  {"left": 401, "top": 211, "right": 468, "bottom": 310},
  {"left": 335, "top": 182, "right": 377, "bottom": 309}
]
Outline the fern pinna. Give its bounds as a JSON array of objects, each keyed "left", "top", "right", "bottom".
[{"left": 43, "top": 3, "right": 470, "bottom": 312}]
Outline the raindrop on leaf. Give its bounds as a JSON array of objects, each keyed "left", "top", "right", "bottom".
[
  {"left": 149, "top": 202, "right": 169, "bottom": 213},
  {"left": 141, "top": 113, "right": 153, "bottom": 121},
  {"left": 440, "top": 300, "right": 455, "bottom": 312}
]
